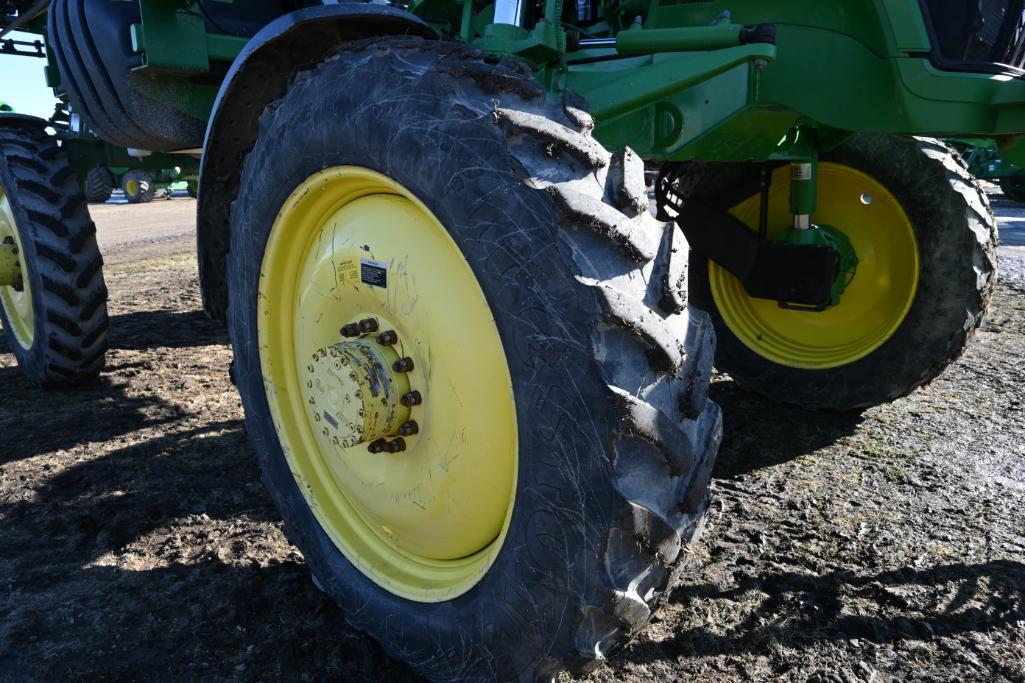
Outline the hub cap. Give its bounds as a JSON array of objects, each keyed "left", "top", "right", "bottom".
[
  {"left": 0, "top": 186, "right": 33, "bottom": 348},
  {"left": 258, "top": 167, "right": 517, "bottom": 601},
  {"left": 709, "top": 163, "right": 919, "bottom": 369}
]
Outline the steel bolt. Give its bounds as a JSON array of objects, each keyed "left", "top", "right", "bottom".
[
  {"left": 368, "top": 438, "right": 388, "bottom": 454},
  {"left": 398, "top": 420, "right": 419, "bottom": 436},
  {"left": 358, "top": 317, "right": 379, "bottom": 334},
  {"left": 400, "top": 390, "right": 422, "bottom": 407},
  {"left": 340, "top": 323, "right": 361, "bottom": 337},
  {"left": 377, "top": 330, "right": 398, "bottom": 346},
  {"left": 385, "top": 437, "right": 407, "bottom": 453},
  {"left": 393, "top": 357, "right": 414, "bottom": 372}
]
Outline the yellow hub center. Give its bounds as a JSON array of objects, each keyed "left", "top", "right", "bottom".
[
  {"left": 0, "top": 186, "right": 33, "bottom": 349},
  {"left": 709, "top": 163, "right": 919, "bottom": 369},
  {"left": 303, "top": 337, "right": 411, "bottom": 449},
  {"left": 258, "top": 166, "right": 517, "bottom": 601}
]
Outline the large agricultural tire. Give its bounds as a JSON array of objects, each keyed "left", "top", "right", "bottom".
[
  {"left": 688, "top": 135, "right": 996, "bottom": 410},
  {"left": 0, "top": 121, "right": 109, "bottom": 386},
  {"left": 228, "top": 38, "right": 721, "bottom": 681},
  {"left": 84, "top": 165, "right": 114, "bottom": 203},
  {"left": 121, "top": 169, "right": 155, "bottom": 203}
]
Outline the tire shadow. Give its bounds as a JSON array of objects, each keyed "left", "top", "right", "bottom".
[
  {"left": 108, "top": 309, "right": 227, "bottom": 350},
  {"left": 0, "top": 358, "right": 188, "bottom": 466},
  {"left": 0, "top": 415, "right": 424, "bottom": 681},
  {"left": 709, "top": 376, "right": 865, "bottom": 479}
]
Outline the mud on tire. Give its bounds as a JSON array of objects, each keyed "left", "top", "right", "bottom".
[
  {"left": 228, "top": 38, "right": 721, "bottom": 681},
  {"left": 0, "top": 120, "right": 109, "bottom": 386}
]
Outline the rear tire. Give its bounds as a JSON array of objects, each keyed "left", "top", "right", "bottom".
[
  {"left": 84, "top": 166, "right": 114, "bottom": 203},
  {"left": 0, "top": 121, "right": 109, "bottom": 386},
  {"left": 121, "top": 169, "right": 155, "bottom": 203},
  {"left": 689, "top": 135, "right": 996, "bottom": 410},
  {"left": 998, "top": 175, "right": 1025, "bottom": 202},
  {"left": 228, "top": 38, "right": 720, "bottom": 681}
]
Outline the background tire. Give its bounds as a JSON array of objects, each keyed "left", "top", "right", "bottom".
[
  {"left": 228, "top": 38, "right": 720, "bottom": 681},
  {"left": 121, "top": 169, "right": 154, "bottom": 203},
  {"left": 689, "top": 135, "right": 996, "bottom": 410},
  {"left": 84, "top": 166, "right": 114, "bottom": 203},
  {"left": 0, "top": 121, "right": 109, "bottom": 386},
  {"left": 997, "top": 175, "right": 1025, "bottom": 202}
]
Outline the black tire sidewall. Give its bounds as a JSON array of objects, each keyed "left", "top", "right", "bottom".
[
  {"left": 229, "top": 44, "right": 621, "bottom": 679},
  {"left": 690, "top": 135, "right": 992, "bottom": 409},
  {"left": 0, "top": 159, "right": 52, "bottom": 380}
]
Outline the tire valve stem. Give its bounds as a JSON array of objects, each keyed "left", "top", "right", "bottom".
[
  {"left": 398, "top": 420, "right": 419, "bottom": 436},
  {"left": 400, "top": 390, "right": 422, "bottom": 407},
  {"left": 393, "top": 357, "right": 414, "bottom": 372},
  {"left": 385, "top": 437, "right": 406, "bottom": 453},
  {"left": 367, "top": 438, "right": 388, "bottom": 454},
  {"left": 340, "top": 323, "right": 361, "bottom": 338},
  {"left": 358, "top": 317, "right": 379, "bottom": 334},
  {"left": 377, "top": 330, "right": 398, "bottom": 346}
]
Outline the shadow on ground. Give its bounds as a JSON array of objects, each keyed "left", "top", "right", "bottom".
[
  {"left": 709, "top": 378, "right": 864, "bottom": 479},
  {"left": 109, "top": 309, "right": 227, "bottom": 350},
  {"left": 0, "top": 359, "right": 187, "bottom": 466}
]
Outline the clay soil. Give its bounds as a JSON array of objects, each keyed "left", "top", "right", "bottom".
[{"left": 1, "top": 195, "right": 1023, "bottom": 682}]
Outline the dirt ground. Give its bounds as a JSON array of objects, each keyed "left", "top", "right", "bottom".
[{"left": 0, "top": 193, "right": 1023, "bottom": 682}]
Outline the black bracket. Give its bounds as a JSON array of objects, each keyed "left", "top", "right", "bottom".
[
  {"left": 0, "top": 37, "right": 45, "bottom": 58},
  {"left": 655, "top": 164, "right": 838, "bottom": 308}
]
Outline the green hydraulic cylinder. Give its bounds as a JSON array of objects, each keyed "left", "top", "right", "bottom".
[{"left": 789, "top": 159, "right": 817, "bottom": 229}]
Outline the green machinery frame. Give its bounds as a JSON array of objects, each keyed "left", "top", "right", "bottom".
[{"left": 82, "top": 0, "right": 1025, "bottom": 167}]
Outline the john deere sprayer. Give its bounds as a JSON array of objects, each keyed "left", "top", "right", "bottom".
[{"left": 0, "top": 0, "right": 1020, "bottom": 678}]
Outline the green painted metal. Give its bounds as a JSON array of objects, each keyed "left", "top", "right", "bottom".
[
  {"left": 3, "top": 0, "right": 1025, "bottom": 170},
  {"left": 130, "top": 0, "right": 248, "bottom": 74},
  {"left": 789, "top": 161, "right": 817, "bottom": 217}
]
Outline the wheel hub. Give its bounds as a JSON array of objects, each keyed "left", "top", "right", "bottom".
[
  {"left": 0, "top": 237, "right": 22, "bottom": 289},
  {"left": 302, "top": 332, "right": 413, "bottom": 451}
]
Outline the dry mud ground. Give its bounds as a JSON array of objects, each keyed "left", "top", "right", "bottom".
[{"left": 0, "top": 195, "right": 1023, "bottom": 682}]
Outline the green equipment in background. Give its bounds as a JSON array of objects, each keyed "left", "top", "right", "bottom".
[{"left": 953, "top": 137, "right": 1025, "bottom": 202}]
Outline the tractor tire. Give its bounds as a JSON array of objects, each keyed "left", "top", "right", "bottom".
[
  {"left": 688, "top": 135, "right": 996, "bottom": 410},
  {"left": 121, "top": 170, "right": 155, "bottom": 203},
  {"left": 998, "top": 175, "right": 1025, "bottom": 202},
  {"left": 0, "top": 121, "right": 109, "bottom": 386},
  {"left": 228, "top": 38, "right": 720, "bottom": 681},
  {"left": 84, "top": 165, "right": 114, "bottom": 203}
]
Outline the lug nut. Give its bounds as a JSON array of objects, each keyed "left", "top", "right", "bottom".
[
  {"left": 398, "top": 420, "right": 419, "bottom": 436},
  {"left": 400, "top": 390, "right": 422, "bottom": 407},
  {"left": 340, "top": 323, "right": 361, "bottom": 337},
  {"left": 358, "top": 317, "right": 379, "bottom": 334},
  {"left": 385, "top": 437, "right": 406, "bottom": 453},
  {"left": 393, "top": 357, "right": 414, "bottom": 372},
  {"left": 367, "top": 438, "right": 388, "bottom": 454},
  {"left": 377, "top": 330, "right": 398, "bottom": 346}
]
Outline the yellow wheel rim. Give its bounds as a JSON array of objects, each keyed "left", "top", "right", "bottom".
[
  {"left": 709, "top": 163, "right": 919, "bottom": 369},
  {"left": 258, "top": 166, "right": 518, "bottom": 602},
  {"left": 125, "top": 178, "right": 138, "bottom": 197},
  {"left": 0, "top": 186, "right": 34, "bottom": 348}
]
